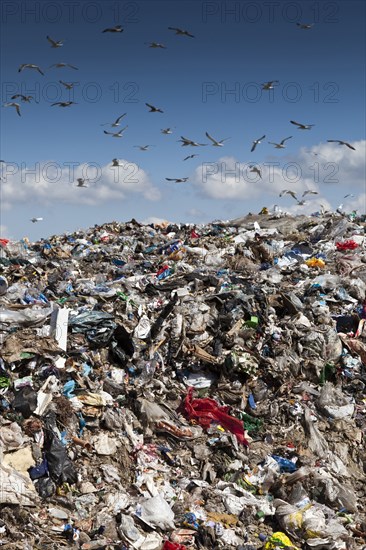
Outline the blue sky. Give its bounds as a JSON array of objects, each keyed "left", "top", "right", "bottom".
[{"left": 1, "top": 0, "right": 365, "bottom": 240}]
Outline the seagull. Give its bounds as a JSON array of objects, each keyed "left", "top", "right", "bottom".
[
  {"left": 290, "top": 120, "right": 315, "bottom": 130},
  {"left": 344, "top": 193, "right": 355, "bottom": 198},
  {"left": 302, "top": 190, "right": 318, "bottom": 198},
  {"left": 261, "top": 80, "right": 279, "bottom": 90},
  {"left": 102, "top": 25, "right": 123, "bottom": 33},
  {"left": 268, "top": 136, "right": 292, "bottom": 149},
  {"left": 101, "top": 114, "right": 127, "bottom": 127},
  {"left": 249, "top": 165, "right": 262, "bottom": 178},
  {"left": 4, "top": 102, "right": 21, "bottom": 116},
  {"left": 11, "top": 94, "right": 36, "bottom": 103},
  {"left": 145, "top": 42, "right": 167, "bottom": 49},
  {"left": 18, "top": 64, "right": 44, "bottom": 75},
  {"left": 161, "top": 127, "right": 174, "bottom": 134},
  {"left": 327, "top": 140, "right": 356, "bottom": 151},
  {"left": 205, "top": 131, "right": 230, "bottom": 147},
  {"left": 30, "top": 217, "right": 43, "bottom": 223},
  {"left": 296, "top": 22, "right": 314, "bottom": 29},
  {"left": 183, "top": 154, "right": 199, "bottom": 160},
  {"left": 103, "top": 126, "right": 128, "bottom": 137},
  {"left": 178, "top": 136, "right": 207, "bottom": 147},
  {"left": 46, "top": 35, "right": 64, "bottom": 47},
  {"left": 59, "top": 80, "right": 78, "bottom": 90},
  {"left": 146, "top": 103, "right": 163, "bottom": 113},
  {"left": 51, "top": 101, "right": 78, "bottom": 107},
  {"left": 134, "top": 145, "right": 155, "bottom": 151},
  {"left": 49, "top": 63, "right": 79, "bottom": 70},
  {"left": 76, "top": 178, "right": 88, "bottom": 187},
  {"left": 168, "top": 27, "right": 194, "bottom": 38},
  {"left": 165, "top": 177, "right": 189, "bottom": 183},
  {"left": 251, "top": 135, "right": 266, "bottom": 152},
  {"left": 279, "top": 189, "right": 297, "bottom": 200}
]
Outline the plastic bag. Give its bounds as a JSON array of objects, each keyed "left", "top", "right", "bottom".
[
  {"left": 181, "top": 388, "right": 248, "bottom": 446},
  {"left": 43, "top": 426, "right": 77, "bottom": 485},
  {"left": 138, "top": 494, "right": 175, "bottom": 530},
  {"left": 0, "top": 304, "right": 54, "bottom": 329},
  {"left": 317, "top": 382, "right": 355, "bottom": 420}
]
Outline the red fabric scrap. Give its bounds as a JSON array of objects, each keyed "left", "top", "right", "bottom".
[
  {"left": 190, "top": 229, "right": 200, "bottom": 239},
  {"left": 336, "top": 240, "right": 358, "bottom": 251},
  {"left": 181, "top": 387, "right": 249, "bottom": 446},
  {"left": 0, "top": 239, "right": 9, "bottom": 247},
  {"left": 161, "top": 542, "right": 187, "bottom": 550}
]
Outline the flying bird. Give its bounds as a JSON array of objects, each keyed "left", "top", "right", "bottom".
[
  {"left": 161, "top": 128, "right": 174, "bottom": 134},
  {"left": 102, "top": 25, "right": 123, "bottom": 33},
  {"left": 205, "top": 131, "right": 230, "bottom": 147},
  {"left": 46, "top": 35, "right": 64, "bottom": 47},
  {"left": 305, "top": 150, "right": 328, "bottom": 160},
  {"left": 49, "top": 63, "right": 79, "bottom": 70},
  {"left": 11, "top": 94, "right": 36, "bottom": 103},
  {"left": 165, "top": 177, "right": 189, "bottom": 183},
  {"left": 261, "top": 80, "right": 279, "bottom": 90},
  {"left": 59, "top": 80, "right": 78, "bottom": 89},
  {"left": 134, "top": 145, "right": 155, "bottom": 151},
  {"left": 268, "top": 136, "right": 293, "bottom": 149},
  {"left": 76, "top": 178, "right": 88, "bottom": 187},
  {"left": 51, "top": 101, "right": 77, "bottom": 107},
  {"left": 103, "top": 126, "right": 128, "bottom": 137},
  {"left": 168, "top": 27, "right": 194, "bottom": 38},
  {"left": 178, "top": 136, "right": 207, "bottom": 147},
  {"left": 302, "top": 190, "right": 318, "bottom": 198},
  {"left": 4, "top": 102, "right": 21, "bottom": 116},
  {"left": 290, "top": 120, "right": 315, "bottom": 130},
  {"left": 279, "top": 191, "right": 306, "bottom": 206},
  {"left": 249, "top": 165, "right": 262, "bottom": 178},
  {"left": 183, "top": 154, "right": 199, "bottom": 161},
  {"left": 279, "top": 189, "right": 297, "bottom": 199},
  {"left": 146, "top": 103, "right": 163, "bottom": 113},
  {"left": 101, "top": 114, "right": 127, "bottom": 127},
  {"left": 251, "top": 135, "right": 266, "bottom": 152},
  {"left": 327, "top": 140, "right": 356, "bottom": 150},
  {"left": 296, "top": 22, "right": 314, "bottom": 29},
  {"left": 30, "top": 217, "right": 43, "bottom": 223},
  {"left": 344, "top": 193, "right": 355, "bottom": 198},
  {"left": 145, "top": 42, "right": 167, "bottom": 49},
  {"left": 18, "top": 64, "right": 44, "bottom": 75}
]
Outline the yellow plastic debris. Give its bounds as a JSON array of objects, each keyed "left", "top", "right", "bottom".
[
  {"left": 264, "top": 531, "right": 300, "bottom": 550},
  {"left": 305, "top": 257, "right": 325, "bottom": 268}
]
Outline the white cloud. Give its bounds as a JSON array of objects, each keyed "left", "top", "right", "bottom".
[
  {"left": 192, "top": 140, "right": 366, "bottom": 210},
  {"left": 0, "top": 160, "right": 161, "bottom": 207}
]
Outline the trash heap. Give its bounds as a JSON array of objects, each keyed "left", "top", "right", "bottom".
[{"left": 0, "top": 212, "right": 366, "bottom": 550}]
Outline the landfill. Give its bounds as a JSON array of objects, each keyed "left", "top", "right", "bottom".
[{"left": 0, "top": 210, "right": 366, "bottom": 550}]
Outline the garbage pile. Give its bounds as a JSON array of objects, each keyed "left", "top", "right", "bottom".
[{"left": 0, "top": 211, "right": 366, "bottom": 550}]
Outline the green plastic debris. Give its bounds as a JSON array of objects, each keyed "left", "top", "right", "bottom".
[
  {"left": 245, "top": 315, "right": 259, "bottom": 328},
  {"left": 319, "top": 363, "right": 335, "bottom": 385},
  {"left": 0, "top": 377, "right": 11, "bottom": 389}
]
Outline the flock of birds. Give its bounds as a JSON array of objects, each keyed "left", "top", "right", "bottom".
[{"left": 1, "top": 21, "right": 359, "bottom": 224}]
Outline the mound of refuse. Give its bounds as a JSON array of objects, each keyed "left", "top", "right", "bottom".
[{"left": 0, "top": 211, "right": 365, "bottom": 549}]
